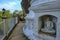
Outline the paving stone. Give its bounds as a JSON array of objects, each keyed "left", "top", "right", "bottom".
[{"left": 8, "top": 22, "right": 28, "bottom": 40}]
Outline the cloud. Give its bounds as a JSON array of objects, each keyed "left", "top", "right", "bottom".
[{"left": 0, "top": 1, "right": 20, "bottom": 13}]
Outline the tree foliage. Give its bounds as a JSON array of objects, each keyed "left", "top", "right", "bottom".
[
  {"left": 5, "top": 10, "right": 13, "bottom": 18},
  {"left": 0, "top": 9, "right": 25, "bottom": 22},
  {"left": 0, "top": 11, "right": 2, "bottom": 22},
  {"left": 19, "top": 11, "right": 24, "bottom": 19},
  {"left": 0, "top": 10, "right": 13, "bottom": 22},
  {"left": 13, "top": 10, "right": 19, "bottom": 17},
  {"left": 13, "top": 10, "right": 25, "bottom": 20}
]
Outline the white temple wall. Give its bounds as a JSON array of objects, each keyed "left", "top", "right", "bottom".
[
  {"left": 32, "top": 11, "right": 60, "bottom": 40},
  {"left": 23, "top": 0, "right": 60, "bottom": 40}
]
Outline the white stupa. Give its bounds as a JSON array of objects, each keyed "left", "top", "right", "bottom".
[{"left": 23, "top": 0, "right": 60, "bottom": 40}]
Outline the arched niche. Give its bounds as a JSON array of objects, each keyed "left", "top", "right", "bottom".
[{"left": 38, "top": 15, "right": 57, "bottom": 37}]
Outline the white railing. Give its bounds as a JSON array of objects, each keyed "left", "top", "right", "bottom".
[{"left": 0, "top": 17, "right": 18, "bottom": 40}]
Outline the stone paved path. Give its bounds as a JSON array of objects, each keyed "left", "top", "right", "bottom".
[{"left": 8, "top": 22, "right": 28, "bottom": 40}]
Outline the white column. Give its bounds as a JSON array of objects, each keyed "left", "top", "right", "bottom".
[
  {"left": 56, "top": 18, "right": 60, "bottom": 40},
  {"left": 3, "top": 19, "right": 6, "bottom": 35}
]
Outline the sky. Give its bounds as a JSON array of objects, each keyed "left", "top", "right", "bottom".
[{"left": 0, "top": 0, "right": 22, "bottom": 13}]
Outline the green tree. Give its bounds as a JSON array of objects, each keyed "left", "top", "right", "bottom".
[
  {"left": 0, "top": 10, "right": 13, "bottom": 22},
  {"left": 13, "top": 10, "right": 19, "bottom": 17},
  {"left": 19, "top": 11, "right": 23, "bottom": 15},
  {"left": 0, "top": 11, "right": 2, "bottom": 22},
  {"left": 5, "top": 10, "right": 12, "bottom": 18},
  {"left": 19, "top": 11, "right": 24, "bottom": 19}
]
